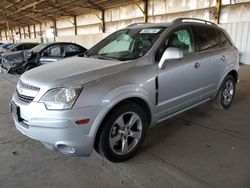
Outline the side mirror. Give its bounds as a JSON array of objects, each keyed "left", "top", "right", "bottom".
[{"left": 158, "top": 47, "right": 183, "bottom": 70}]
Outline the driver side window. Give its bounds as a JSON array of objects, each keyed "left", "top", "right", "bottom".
[
  {"left": 155, "top": 28, "right": 194, "bottom": 62},
  {"left": 42, "top": 45, "right": 64, "bottom": 57}
]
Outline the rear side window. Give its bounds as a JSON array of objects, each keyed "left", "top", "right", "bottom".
[
  {"left": 193, "top": 26, "right": 220, "bottom": 51},
  {"left": 218, "top": 30, "right": 232, "bottom": 48}
]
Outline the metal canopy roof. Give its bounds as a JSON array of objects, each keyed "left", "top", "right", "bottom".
[{"left": 0, "top": 0, "right": 134, "bottom": 30}]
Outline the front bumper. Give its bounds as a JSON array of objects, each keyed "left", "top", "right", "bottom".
[
  {"left": 11, "top": 92, "right": 101, "bottom": 157},
  {"left": 1, "top": 60, "right": 24, "bottom": 74},
  {"left": 0, "top": 65, "right": 8, "bottom": 74}
]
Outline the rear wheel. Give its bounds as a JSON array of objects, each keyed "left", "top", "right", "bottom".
[
  {"left": 98, "top": 102, "right": 147, "bottom": 162},
  {"left": 214, "top": 75, "right": 236, "bottom": 109}
]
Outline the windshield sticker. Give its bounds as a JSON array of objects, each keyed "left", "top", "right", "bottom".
[{"left": 140, "top": 28, "right": 161, "bottom": 34}]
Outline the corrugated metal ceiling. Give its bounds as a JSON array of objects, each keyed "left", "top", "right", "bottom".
[{"left": 0, "top": 0, "right": 135, "bottom": 29}]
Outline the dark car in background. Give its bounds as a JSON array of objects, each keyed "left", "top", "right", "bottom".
[
  {"left": 0, "top": 42, "right": 38, "bottom": 55},
  {"left": 0, "top": 42, "right": 86, "bottom": 74}
]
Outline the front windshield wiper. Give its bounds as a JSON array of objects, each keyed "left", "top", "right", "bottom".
[{"left": 88, "top": 55, "right": 118, "bottom": 61}]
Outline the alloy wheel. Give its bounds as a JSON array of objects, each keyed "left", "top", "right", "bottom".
[
  {"left": 109, "top": 112, "right": 142, "bottom": 155},
  {"left": 222, "top": 80, "right": 234, "bottom": 105}
]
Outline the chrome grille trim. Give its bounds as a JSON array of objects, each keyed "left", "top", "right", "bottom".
[
  {"left": 16, "top": 80, "right": 40, "bottom": 103},
  {"left": 16, "top": 89, "right": 34, "bottom": 103},
  {"left": 19, "top": 80, "right": 40, "bottom": 91}
]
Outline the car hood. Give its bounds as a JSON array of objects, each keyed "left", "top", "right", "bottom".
[{"left": 20, "top": 57, "right": 135, "bottom": 88}]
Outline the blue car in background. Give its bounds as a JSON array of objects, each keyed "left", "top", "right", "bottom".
[
  {"left": 0, "top": 43, "right": 13, "bottom": 54},
  {"left": 0, "top": 43, "right": 38, "bottom": 55}
]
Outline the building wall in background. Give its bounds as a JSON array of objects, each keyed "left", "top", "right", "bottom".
[
  {"left": 220, "top": 3, "right": 250, "bottom": 64},
  {"left": 221, "top": 22, "right": 250, "bottom": 64},
  {"left": 1, "top": 0, "right": 250, "bottom": 64}
]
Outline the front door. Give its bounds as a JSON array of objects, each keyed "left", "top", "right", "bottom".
[
  {"left": 156, "top": 27, "right": 202, "bottom": 119},
  {"left": 39, "top": 45, "right": 65, "bottom": 65}
]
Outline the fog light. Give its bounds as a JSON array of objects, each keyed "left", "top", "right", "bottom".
[{"left": 56, "top": 144, "right": 75, "bottom": 154}]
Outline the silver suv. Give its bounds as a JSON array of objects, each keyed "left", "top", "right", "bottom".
[{"left": 11, "top": 18, "right": 239, "bottom": 162}]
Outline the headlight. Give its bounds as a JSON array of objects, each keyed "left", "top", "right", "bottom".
[{"left": 40, "top": 87, "right": 82, "bottom": 110}]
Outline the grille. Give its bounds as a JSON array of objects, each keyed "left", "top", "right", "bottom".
[
  {"left": 19, "top": 80, "right": 40, "bottom": 91},
  {"left": 16, "top": 89, "right": 34, "bottom": 103},
  {"left": 16, "top": 80, "right": 40, "bottom": 103}
]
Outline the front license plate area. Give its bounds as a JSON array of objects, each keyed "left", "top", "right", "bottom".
[{"left": 10, "top": 101, "right": 22, "bottom": 122}]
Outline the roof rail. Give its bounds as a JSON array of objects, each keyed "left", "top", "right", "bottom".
[
  {"left": 173, "top": 18, "right": 217, "bottom": 26},
  {"left": 126, "top": 22, "right": 149, "bottom": 28}
]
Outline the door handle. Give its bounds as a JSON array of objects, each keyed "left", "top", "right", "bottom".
[
  {"left": 221, "top": 55, "right": 225, "bottom": 61},
  {"left": 194, "top": 62, "right": 200, "bottom": 69}
]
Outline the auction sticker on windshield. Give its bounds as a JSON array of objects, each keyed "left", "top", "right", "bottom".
[{"left": 140, "top": 28, "right": 161, "bottom": 33}]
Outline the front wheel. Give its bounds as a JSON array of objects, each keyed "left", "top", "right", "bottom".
[
  {"left": 98, "top": 102, "right": 148, "bottom": 162},
  {"left": 214, "top": 75, "right": 236, "bottom": 109}
]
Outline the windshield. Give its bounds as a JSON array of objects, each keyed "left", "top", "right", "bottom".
[
  {"left": 30, "top": 43, "right": 49, "bottom": 53},
  {"left": 86, "top": 27, "right": 165, "bottom": 61}
]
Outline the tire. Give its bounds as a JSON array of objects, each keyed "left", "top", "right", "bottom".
[
  {"left": 214, "top": 75, "right": 236, "bottom": 109},
  {"left": 98, "top": 102, "right": 148, "bottom": 162}
]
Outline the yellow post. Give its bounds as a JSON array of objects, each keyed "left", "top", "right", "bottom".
[{"left": 215, "top": 0, "right": 222, "bottom": 24}]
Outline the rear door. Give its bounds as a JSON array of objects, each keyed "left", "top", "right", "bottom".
[
  {"left": 39, "top": 45, "right": 65, "bottom": 64},
  {"left": 156, "top": 27, "right": 202, "bottom": 118},
  {"left": 192, "top": 25, "right": 228, "bottom": 99}
]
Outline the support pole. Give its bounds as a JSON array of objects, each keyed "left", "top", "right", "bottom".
[
  {"left": 53, "top": 20, "right": 57, "bottom": 42},
  {"left": 53, "top": 20, "right": 57, "bottom": 37},
  {"left": 73, "top": 16, "right": 77, "bottom": 35},
  {"left": 91, "top": 10, "right": 105, "bottom": 33},
  {"left": 144, "top": 0, "right": 148, "bottom": 23},
  {"left": 23, "top": 27, "right": 26, "bottom": 39},
  {"left": 34, "top": 25, "right": 36, "bottom": 38},
  {"left": 134, "top": 0, "right": 148, "bottom": 23},
  {"left": 39, "top": 23, "right": 43, "bottom": 43},
  {"left": 19, "top": 27, "right": 22, "bottom": 39},
  {"left": 215, "top": 0, "right": 222, "bottom": 24},
  {"left": 28, "top": 26, "right": 31, "bottom": 38},
  {"left": 1, "top": 21, "right": 10, "bottom": 42},
  {"left": 4, "top": 30, "right": 7, "bottom": 41},
  {"left": 11, "top": 29, "right": 14, "bottom": 43},
  {"left": 101, "top": 10, "right": 105, "bottom": 33}
]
